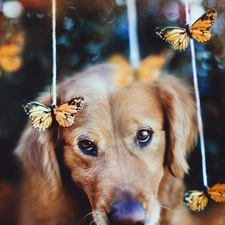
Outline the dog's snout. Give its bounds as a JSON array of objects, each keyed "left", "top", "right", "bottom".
[{"left": 108, "top": 193, "right": 146, "bottom": 225}]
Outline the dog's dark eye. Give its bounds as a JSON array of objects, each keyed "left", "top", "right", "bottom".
[
  {"left": 78, "top": 139, "right": 97, "bottom": 156},
  {"left": 136, "top": 128, "right": 153, "bottom": 147}
]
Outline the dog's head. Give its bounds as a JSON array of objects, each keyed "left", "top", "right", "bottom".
[{"left": 16, "top": 64, "right": 197, "bottom": 225}]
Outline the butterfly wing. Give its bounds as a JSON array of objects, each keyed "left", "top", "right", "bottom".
[
  {"left": 183, "top": 190, "right": 208, "bottom": 212},
  {"left": 54, "top": 96, "right": 85, "bottom": 127},
  {"left": 207, "top": 183, "right": 225, "bottom": 202},
  {"left": 155, "top": 27, "right": 190, "bottom": 52},
  {"left": 190, "top": 9, "right": 217, "bottom": 42},
  {"left": 22, "top": 101, "right": 52, "bottom": 131}
]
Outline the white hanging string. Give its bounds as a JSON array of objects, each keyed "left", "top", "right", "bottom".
[
  {"left": 52, "top": 0, "right": 57, "bottom": 107},
  {"left": 185, "top": 1, "right": 208, "bottom": 188},
  {"left": 126, "top": 0, "right": 140, "bottom": 69}
]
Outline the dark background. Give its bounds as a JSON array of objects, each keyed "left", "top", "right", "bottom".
[{"left": 0, "top": 0, "right": 225, "bottom": 220}]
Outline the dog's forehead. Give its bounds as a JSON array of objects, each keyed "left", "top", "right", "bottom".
[
  {"left": 110, "top": 84, "right": 164, "bottom": 131},
  {"left": 59, "top": 64, "right": 164, "bottom": 132},
  {"left": 76, "top": 82, "right": 163, "bottom": 134},
  {"left": 59, "top": 64, "right": 118, "bottom": 101}
]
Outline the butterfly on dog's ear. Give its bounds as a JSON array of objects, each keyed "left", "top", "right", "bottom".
[
  {"left": 155, "top": 9, "right": 217, "bottom": 52},
  {"left": 22, "top": 96, "right": 85, "bottom": 131},
  {"left": 183, "top": 182, "right": 225, "bottom": 212}
]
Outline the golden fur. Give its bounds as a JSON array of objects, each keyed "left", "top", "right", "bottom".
[{"left": 15, "top": 63, "right": 206, "bottom": 225}]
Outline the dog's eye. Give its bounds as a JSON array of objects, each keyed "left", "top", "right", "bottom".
[
  {"left": 136, "top": 128, "right": 153, "bottom": 147},
  {"left": 78, "top": 139, "right": 97, "bottom": 156}
]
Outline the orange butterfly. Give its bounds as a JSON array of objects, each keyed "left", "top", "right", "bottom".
[
  {"left": 155, "top": 9, "right": 217, "bottom": 52},
  {"left": 0, "top": 31, "right": 25, "bottom": 72},
  {"left": 22, "top": 96, "right": 85, "bottom": 131},
  {"left": 183, "top": 183, "right": 225, "bottom": 212}
]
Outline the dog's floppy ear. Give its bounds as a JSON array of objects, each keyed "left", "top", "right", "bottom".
[{"left": 156, "top": 75, "right": 198, "bottom": 178}]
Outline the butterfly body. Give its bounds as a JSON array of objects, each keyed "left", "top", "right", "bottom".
[
  {"left": 22, "top": 96, "right": 85, "bottom": 131},
  {"left": 185, "top": 24, "right": 193, "bottom": 38},
  {"left": 155, "top": 9, "right": 217, "bottom": 52}
]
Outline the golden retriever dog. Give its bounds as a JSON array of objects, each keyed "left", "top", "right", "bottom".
[{"left": 15, "top": 63, "right": 199, "bottom": 225}]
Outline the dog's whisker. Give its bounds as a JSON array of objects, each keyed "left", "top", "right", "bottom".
[
  {"left": 160, "top": 205, "right": 183, "bottom": 214},
  {"left": 89, "top": 219, "right": 105, "bottom": 225},
  {"left": 89, "top": 219, "right": 96, "bottom": 225},
  {"left": 77, "top": 212, "right": 95, "bottom": 225},
  {"left": 77, "top": 211, "right": 105, "bottom": 225}
]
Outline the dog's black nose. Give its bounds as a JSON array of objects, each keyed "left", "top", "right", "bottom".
[{"left": 108, "top": 193, "right": 146, "bottom": 225}]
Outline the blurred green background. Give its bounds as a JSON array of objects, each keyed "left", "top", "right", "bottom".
[{"left": 0, "top": 0, "right": 225, "bottom": 191}]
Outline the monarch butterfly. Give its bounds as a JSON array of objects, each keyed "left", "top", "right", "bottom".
[
  {"left": 183, "top": 182, "right": 225, "bottom": 212},
  {"left": 155, "top": 9, "right": 217, "bottom": 52},
  {"left": 22, "top": 96, "right": 85, "bottom": 131}
]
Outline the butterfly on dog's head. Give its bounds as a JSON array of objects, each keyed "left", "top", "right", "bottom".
[
  {"left": 183, "top": 182, "right": 225, "bottom": 212},
  {"left": 22, "top": 96, "right": 85, "bottom": 131},
  {"left": 155, "top": 9, "right": 217, "bottom": 52}
]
